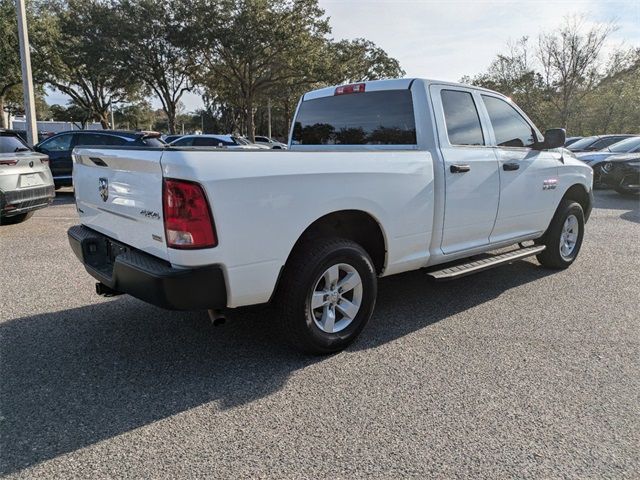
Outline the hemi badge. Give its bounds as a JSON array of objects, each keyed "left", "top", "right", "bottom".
[
  {"left": 543, "top": 178, "right": 558, "bottom": 190},
  {"left": 152, "top": 234, "right": 163, "bottom": 242}
]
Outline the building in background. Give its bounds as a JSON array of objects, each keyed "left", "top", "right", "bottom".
[{"left": 9, "top": 115, "right": 103, "bottom": 134}]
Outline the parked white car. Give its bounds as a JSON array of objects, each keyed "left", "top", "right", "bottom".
[
  {"left": 254, "top": 135, "right": 288, "bottom": 149},
  {"left": 169, "top": 134, "right": 267, "bottom": 149},
  {"left": 68, "top": 78, "right": 593, "bottom": 353},
  {"left": 0, "top": 130, "right": 55, "bottom": 225}
]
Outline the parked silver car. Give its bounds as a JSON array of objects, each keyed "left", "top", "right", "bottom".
[{"left": 0, "top": 131, "right": 55, "bottom": 225}]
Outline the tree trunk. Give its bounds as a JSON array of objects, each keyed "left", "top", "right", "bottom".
[
  {"left": 166, "top": 105, "right": 176, "bottom": 134},
  {"left": 0, "top": 95, "right": 5, "bottom": 129},
  {"left": 98, "top": 112, "right": 110, "bottom": 129}
]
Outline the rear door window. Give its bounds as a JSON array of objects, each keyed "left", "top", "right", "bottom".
[
  {"left": 171, "top": 137, "right": 194, "bottom": 147},
  {"left": 292, "top": 89, "right": 416, "bottom": 145},
  {"left": 39, "top": 133, "right": 73, "bottom": 152},
  {"left": 0, "top": 135, "right": 30, "bottom": 153},
  {"left": 193, "top": 137, "right": 231, "bottom": 147},
  {"left": 440, "top": 90, "right": 484, "bottom": 146},
  {"left": 481, "top": 95, "right": 536, "bottom": 148},
  {"left": 75, "top": 134, "right": 128, "bottom": 146},
  {"left": 593, "top": 136, "right": 631, "bottom": 151}
]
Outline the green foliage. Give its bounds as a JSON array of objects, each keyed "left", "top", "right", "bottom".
[
  {"left": 465, "top": 19, "right": 638, "bottom": 135},
  {"left": 183, "top": 0, "right": 403, "bottom": 139},
  {"left": 0, "top": 0, "right": 57, "bottom": 126},
  {"left": 41, "top": 0, "right": 144, "bottom": 128},
  {"left": 115, "top": 0, "right": 196, "bottom": 133}
]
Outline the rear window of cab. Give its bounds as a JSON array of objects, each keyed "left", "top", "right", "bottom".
[{"left": 292, "top": 89, "right": 416, "bottom": 146}]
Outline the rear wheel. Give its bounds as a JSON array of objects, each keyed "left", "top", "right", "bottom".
[
  {"left": 0, "top": 211, "right": 34, "bottom": 225},
  {"left": 276, "top": 238, "right": 377, "bottom": 355},
  {"left": 535, "top": 200, "right": 584, "bottom": 269}
]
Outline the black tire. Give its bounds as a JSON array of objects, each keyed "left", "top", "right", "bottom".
[
  {"left": 0, "top": 211, "right": 34, "bottom": 225},
  {"left": 275, "top": 237, "right": 377, "bottom": 355},
  {"left": 615, "top": 186, "right": 640, "bottom": 197},
  {"left": 535, "top": 200, "right": 584, "bottom": 269}
]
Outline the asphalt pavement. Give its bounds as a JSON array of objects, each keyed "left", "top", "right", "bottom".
[{"left": 1, "top": 189, "right": 638, "bottom": 479}]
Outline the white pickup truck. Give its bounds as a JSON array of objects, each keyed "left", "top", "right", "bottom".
[{"left": 68, "top": 78, "right": 593, "bottom": 354}]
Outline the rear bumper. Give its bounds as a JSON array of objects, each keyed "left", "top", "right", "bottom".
[
  {"left": 68, "top": 225, "right": 227, "bottom": 310},
  {"left": 0, "top": 185, "right": 55, "bottom": 217}
]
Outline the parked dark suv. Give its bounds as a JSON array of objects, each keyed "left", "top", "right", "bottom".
[{"left": 34, "top": 130, "right": 164, "bottom": 188}]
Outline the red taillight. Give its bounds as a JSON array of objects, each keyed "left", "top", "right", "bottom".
[
  {"left": 0, "top": 160, "right": 17, "bottom": 166},
  {"left": 40, "top": 156, "right": 49, "bottom": 164},
  {"left": 335, "top": 83, "right": 366, "bottom": 95},
  {"left": 162, "top": 178, "right": 217, "bottom": 249}
]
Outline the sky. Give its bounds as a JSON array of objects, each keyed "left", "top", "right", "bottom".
[{"left": 45, "top": 0, "right": 640, "bottom": 111}]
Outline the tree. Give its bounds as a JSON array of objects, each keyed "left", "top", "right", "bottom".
[
  {"left": 3, "top": 85, "right": 51, "bottom": 120},
  {"left": 184, "top": 0, "right": 332, "bottom": 141},
  {"left": 42, "top": 0, "right": 143, "bottom": 128},
  {"left": 329, "top": 38, "right": 405, "bottom": 84},
  {"left": 0, "top": 0, "right": 57, "bottom": 127},
  {"left": 538, "top": 16, "right": 616, "bottom": 130},
  {"left": 113, "top": 101, "right": 154, "bottom": 130},
  {"left": 49, "top": 102, "right": 93, "bottom": 128},
  {"left": 116, "top": 0, "right": 196, "bottom": 134},
  {"left": 579, "top": 48, "right": 640, "bottom": 134},
  {"left": 461, "top": 37, "right": 551, "bottom": 128}
]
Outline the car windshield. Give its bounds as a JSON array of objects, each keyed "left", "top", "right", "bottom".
[
  {"left": 606, "top": 136, "right": 640, "bottom": 153},
  {"left": 567, "top": 136, "right": 598, "bottom": 150},
  {"left": 232, "top": 136, "right": 249, "bottom": 145},
  {"left": 142, "top": 137, "right": 165, "bottom": 147},
  {"left": 0, "top": 135, "right": 31, "bottom": 153}
]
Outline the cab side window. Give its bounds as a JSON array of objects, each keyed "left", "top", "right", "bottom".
[
  {"left": 440, "top": 90, "right": 484, "bottom": 146},
  {"left": 482, "top": 95, "right": 536, "bottom": 148},
  {"left": 75, "top": 134, "right": 128, "bottom": 147},
  {"left": 40, "top": 133, "right": 73, "bottom": 152},
  {"left": 172, "top": 137, "right": 194, "bottom": 147},
  {"left": 193, "top": 137, "right": 224, "bottom": 147}
]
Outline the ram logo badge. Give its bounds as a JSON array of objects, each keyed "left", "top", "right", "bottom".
[
  {"left": 98, "top": 177, "right": 109, "bottom": 202},
  {"left": 543, "top": 178, "right": 558, "bottom": 190}
]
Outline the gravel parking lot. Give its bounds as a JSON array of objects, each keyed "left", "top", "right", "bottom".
[{"left": 1, "top": 190, "right": 638, "bottom": 479}]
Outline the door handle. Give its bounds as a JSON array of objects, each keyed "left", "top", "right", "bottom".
[
  {"left": 450, "top": 164, "right": 471, "bottom": 173},
  {"left": 503, "top": 162, "right": 520, "bottom": 171}
]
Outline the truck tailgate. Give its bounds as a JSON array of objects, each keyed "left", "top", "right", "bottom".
[{"left": 73, "top": 147, "right": 168, "bottom": 261}]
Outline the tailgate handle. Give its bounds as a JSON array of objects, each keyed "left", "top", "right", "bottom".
[
  {"left": 90, "top": 157, "right": 108, "bottom": 167},
  {"left": 450, "top": 164, "right": 470, "bottom": 173}
]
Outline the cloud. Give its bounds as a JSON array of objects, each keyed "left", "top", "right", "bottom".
[{"left": 320, "top": 0, "right": 640, "bottom": 82}]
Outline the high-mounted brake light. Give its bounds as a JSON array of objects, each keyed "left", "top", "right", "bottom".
[
  {"left": 335, "top": 83, "right": 366, "bottom": 95},
  {"left": 162, "top": 178, "right": 217, "bottom": 249}
]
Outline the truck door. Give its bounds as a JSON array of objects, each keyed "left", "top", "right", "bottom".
[
  {"left": 430, "top": 85, "right": 500, "bottom": 254},
  {"left": 478, "top": 93, "right": 560, "bottom": 243}
]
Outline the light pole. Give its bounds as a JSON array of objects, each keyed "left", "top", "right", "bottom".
[
  {"left": 15, "top": 0, "right": 37, "bottom": 145},
  {"left": 267, "top": 98, "right": 272, "bottom": 139}
]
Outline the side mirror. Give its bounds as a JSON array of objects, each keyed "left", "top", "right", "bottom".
[{"left": 536, "top": 128, "right": 566, "bottom": 150}]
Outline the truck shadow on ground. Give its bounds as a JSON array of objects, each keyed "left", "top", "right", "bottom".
[
  {"left": 593, "top": 189, "right": 639, "bottom": 224},
  {"left": 50, "top": 189, "right": 75, "bottom": 206},
  {"left": 0, "top": 261, "right": 551, "bottom": 474}
]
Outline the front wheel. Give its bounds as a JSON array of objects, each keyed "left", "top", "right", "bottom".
[
  {"left": 276, "top": 238, "right": 377, "bottom": 355},
  {"left": 535, "top": 200, "right": 585, "bottom": 269}
]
